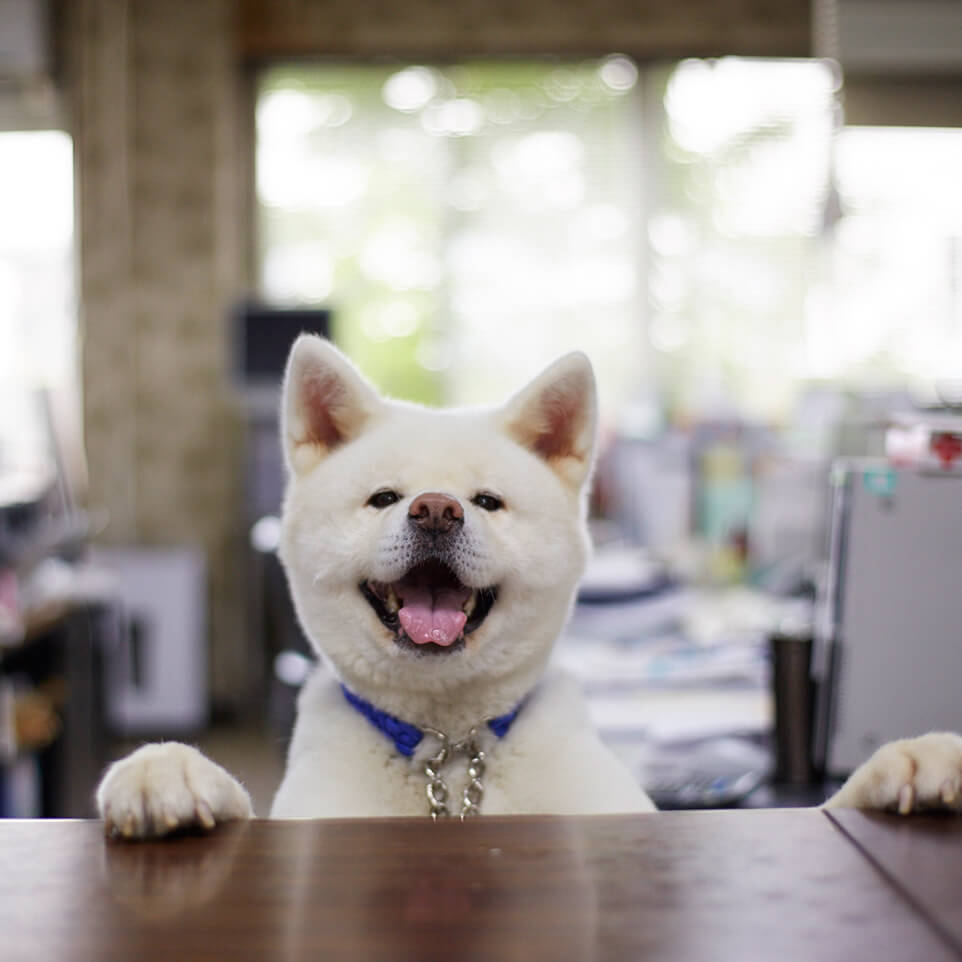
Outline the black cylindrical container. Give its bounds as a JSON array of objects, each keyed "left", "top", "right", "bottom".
[{"left": 771, "top": 626, "right": 816, "bottom": 784}]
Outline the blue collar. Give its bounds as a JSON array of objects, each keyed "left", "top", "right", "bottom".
[{"left": 341, "top": 685, "right": 522, "bottom": 757}]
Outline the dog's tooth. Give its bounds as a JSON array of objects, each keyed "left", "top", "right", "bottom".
[
  {"left": 464, "top": 592, "right": 477, "bottom": 616},
  {"left": 386, "top": 586, "right": 400, "bottom": 613}
]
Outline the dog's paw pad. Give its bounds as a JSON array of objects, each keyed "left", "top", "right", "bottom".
[{"left": 97, "top": 742, "right": 253, "bottom": 840}]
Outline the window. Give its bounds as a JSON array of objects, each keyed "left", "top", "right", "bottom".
[
  {"left": 255, "top": 58, "right": 958, "bottom": 426},
  {"left": 256, "top": 59, "right": 645, "bottom": 415},
  {"left": 646, "top": 59, "right": 837, "bottom": 421},
  {"left": 810, "top": 126, "right": 962, "bottom": 392},
  {"left": 0, "top": 130, "right": 76, "bottom": 495}
]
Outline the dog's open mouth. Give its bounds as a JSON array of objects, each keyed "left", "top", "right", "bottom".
[{"left": 360, "top": 560, "right": 497, "bottom": 653}]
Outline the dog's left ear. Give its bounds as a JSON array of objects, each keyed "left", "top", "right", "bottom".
[
  {"left": 282, "top": 335, "right": 383, "bottom": 475},
  {"left": 501, "top": 352, "right": 598, "bottom": 490}
]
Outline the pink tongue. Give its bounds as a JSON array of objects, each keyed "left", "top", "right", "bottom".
[{"left": 399, "top": 586, "right": 467, "bottom": 647}]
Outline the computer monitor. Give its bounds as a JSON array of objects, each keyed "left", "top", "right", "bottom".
[{"left": 231, "top": 302, "right": 331, "bottom": 405}]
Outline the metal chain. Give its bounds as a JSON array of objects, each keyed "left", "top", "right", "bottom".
[
  {"left": 461, "top": 733, "right": 486, "bottom": 818},
  {"left": 423, "top": 732, "right": 451, "bottom": 820},
  {"left": 422, "top": 727, "right": 487, "bottom": 820}
]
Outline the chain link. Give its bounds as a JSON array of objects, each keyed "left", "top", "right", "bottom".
[
  {"left": 423, "top": 735, "right": 451, "bottom": 820},
  {"left": 422, "top": 727, "right": 488, "bottom": 820}
]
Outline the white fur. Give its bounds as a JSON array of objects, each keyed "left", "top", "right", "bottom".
[
  {"left": 96, "top": 339, "right": 962, "bottom": 837},
  {"left": 277, "top": 345, "right": 594, "bottom": 734},
  {"left": 97, "top": 743, "right": 252, "bottom": 837},
  {"left": 271, "top": 668, "right": 651, "bottom": 817},
  {"left": 824, "top": 732, "right": 962, "bottom": 813}
]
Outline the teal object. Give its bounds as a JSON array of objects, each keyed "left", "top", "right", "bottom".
[{"left": 863, "top": 466, "right": 896, "bottom": 498}]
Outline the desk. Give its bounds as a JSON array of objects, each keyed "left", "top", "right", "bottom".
[
  {"left": 1, "top": 811, "right": 960, "bottom": 961},
  {"left": 1, "top": 604, "right": 108, "bottom": 817}
]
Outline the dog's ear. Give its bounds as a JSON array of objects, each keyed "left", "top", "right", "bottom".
[
  {"left": 501, "top": 352, "right": 598, "bottom": 490},
  {"left": 282, "top": 335, "right": 382, "bottom": 475}
]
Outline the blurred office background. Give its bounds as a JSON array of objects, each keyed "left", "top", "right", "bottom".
[{"left": 1, "top": 0, "right": 961, "bottom": 816}]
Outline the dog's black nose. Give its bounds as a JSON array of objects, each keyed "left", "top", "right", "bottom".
[{"left": 409, "top": 492, "right": 464, "bottom": 535}]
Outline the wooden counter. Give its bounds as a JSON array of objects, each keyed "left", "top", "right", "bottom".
[{"left": 1, "top": 810, "right": 960, "bottom": 961}]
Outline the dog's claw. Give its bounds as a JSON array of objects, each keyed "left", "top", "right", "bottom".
[
  {"left": 196, "top": 800, "right": 216, "bottom": 830},
  {"left": 941, "top": 780, "right": 957, "bottom": 806},
  {"left": 897, "top": 783, "right": 914, "bottom": 814}
]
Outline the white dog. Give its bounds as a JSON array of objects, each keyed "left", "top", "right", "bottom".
[{"left": 97, "top": 337, "right": 962, "bottom": 836}]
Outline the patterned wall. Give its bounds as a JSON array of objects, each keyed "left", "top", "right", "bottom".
[
  {"left": 62, "top": 0, "right": 810, "bottom": 711},
  {"left": 64, "top": 0, "right": 247, "bottom": 707}
]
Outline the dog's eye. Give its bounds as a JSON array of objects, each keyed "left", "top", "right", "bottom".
[
  {"left": 472, "top": 493, "right": 504, "bottom": 512},
  {"left": 367, "top": 490, "right": 401, "bottom": 509}
]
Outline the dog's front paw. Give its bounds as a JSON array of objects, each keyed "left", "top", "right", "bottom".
[
  {"left": 825, "top": 732, "right": 962, "bottom": 814},
  {"left": 96, "top": 742, "right": 253, "bottom": 839}
]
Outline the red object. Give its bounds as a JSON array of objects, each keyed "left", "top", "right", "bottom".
[{"left": 931, "top": 432, "right": 962, "bottom": 469}]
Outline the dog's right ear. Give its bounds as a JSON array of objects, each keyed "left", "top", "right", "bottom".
[{"left": 281, "top": 335, "right": 382, "bottom": 475}]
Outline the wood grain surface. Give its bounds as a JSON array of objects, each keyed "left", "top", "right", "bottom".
[
  {"left": 0, "top": 811, "right": 959, "bottom": 962},
  {"left": 826, "top": 809, "right": 962, "bottom": 957}
]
